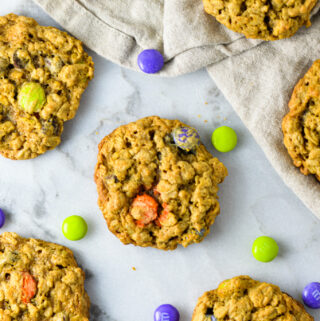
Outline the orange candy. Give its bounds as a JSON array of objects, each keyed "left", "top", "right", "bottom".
[
  {"left": 131, "top": 194, "right": 158, "bottom": 227},
  {"left": 21, "top": 272, "right": 37, "bottom": 304}
]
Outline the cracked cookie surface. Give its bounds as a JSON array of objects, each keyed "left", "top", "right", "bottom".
[
  {"left": 203, "top": 0, "right": 318, "bottom": 40},
  {"left": 0, "top": 232, "right": 90, "bottom": 321},
  {"left": 0, "top": 14, "right": 94, "bottom": 160},
  {"left": 282, "top": 60, "right": 320, "bottom": 181},
  {"left": 94, "top": 116, "right": 227, "bottom": 250},
  {"left": 192, "top": 275, "right": 314, "bottom": 321}
]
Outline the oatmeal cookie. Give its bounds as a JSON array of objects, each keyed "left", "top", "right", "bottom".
[
  {"left": 0, "top": 14, "right": 94, "bottom": 160},
  {"left": 203, "top": 0, "right": 318, "bottom": 40},
  {"left": 192, "top": 275, "right": 314, "bottom": 321},
  {"left": 282, "top": 60, "right": 320, "bottom": 181},
  {"left": 0, "top": 232, "right": 90, "bottom": 321},
  {"left": 94, "top": 116, "right": 227, "bottom": 250}
]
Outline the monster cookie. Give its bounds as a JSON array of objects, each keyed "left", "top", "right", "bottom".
[
  {"left": 282, "top": 60, "right": 320, "bottom": 181},
  {"left": 192, "top": 275, "right": 314, "bottom": 321},
  {"left": 0, "top": 232, "right": 90, "bottom": 320},
  {"left": 94, "top": 116, "right": 227, "bottom": 250},
  {"left": 203, "top": 0, "right": 318, "bottom": 40},
  {"left": 0, "top": 14, "right": 94, "bottom": 160}
]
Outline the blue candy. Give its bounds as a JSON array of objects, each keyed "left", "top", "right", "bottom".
[
  {"left": 302, "top": 282, "right": 320, "bottom": 309},
  {"left": 137, "top": 49, "right": 164, "bottom": 74},
  {"left": 154, "top": 304, "right": 180, "bottom": 321},
  {"left": 0, "top": 208, "right": 5, "bottom": 228},
  {"left": 172, "top": 127, "right": 200, "bottom": 151}
]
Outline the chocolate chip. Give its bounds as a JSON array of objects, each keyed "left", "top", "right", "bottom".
[
  {"left": 0, "top": 57, "right": 9, "bottom": 72},
  {"left": 13, "top": 50, "right": 29, "bottom": 69}
]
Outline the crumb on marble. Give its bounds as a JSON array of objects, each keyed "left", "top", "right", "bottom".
[
  {"left": 132, "top": 267, "right": 136, "bottom": 271},
  {"left": 197, "top": 114, "right": 201, "bottom": 118},
  {"left": 204, "top": 101, "right": 208, "bottom": 105}
]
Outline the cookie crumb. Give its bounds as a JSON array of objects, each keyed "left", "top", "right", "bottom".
[{"left": 132, "top": 267, "right": 136, "bottom": 271}]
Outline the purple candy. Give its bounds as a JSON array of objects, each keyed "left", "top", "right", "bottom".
[
  {"left": 154, "top": 304, "right": 180, "bottom": 321},
  {"left": 137, "top": 49, "right": 164, "bottom": 74},
  {"left": 0, "top": 208, "right": 5, "bottom": 228},
  {"left": 302, "top": 282, "right": 320, "bottom": 308}
]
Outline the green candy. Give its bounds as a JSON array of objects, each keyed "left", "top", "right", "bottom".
[
  {"left": 211, "top": 126, "right": 237, "bottom": 153},
  {"left": 252, "top": 236, "right": 279, "bottom": 262},
  {"left": 18, "top": 82, "right": 46, "bottom": 114},
  {"left": 62, "top": 215, "right": 88, "bottom": 241}
]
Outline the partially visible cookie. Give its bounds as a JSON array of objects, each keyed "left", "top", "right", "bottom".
[
  {"left": 192, "top": 275, "right": 314, "bottom": 321},
  {"left": 203, "top": 0, "right": 318, "bottom": 40},
  {"left": 0, "top": 232, "right": 90, "bottom": 320},
  {"left": 94, "top": 116, "right": 228, "bottom": 250},
  {"left": 282, "top": 60, "right": 320, "bottom": 181},
  {"left": 0, "top": 14, "right": 94, "bottom": 160}
]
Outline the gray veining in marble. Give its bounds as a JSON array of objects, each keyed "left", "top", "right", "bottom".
[{"left": 0, "top": 1, "right": 319, "bottom": 320}]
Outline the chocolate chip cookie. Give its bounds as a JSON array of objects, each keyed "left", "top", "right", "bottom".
[
  {"left": 192, "top": 275, "right": 314, "bottom": 321},
  {"left": 203, "top": 0, "right": 318, "bottom": 40},
  {"left": 0, "top": 232, "right": 90, "bottom": 320},
  {"left": 282, "top": 60, "right": 320, "bottom": 181},
  {"left": 94, "top": 116, "right": 228, "bottom": 250},
  {"left": 0, "top": 14, "right": 94, "bottom": 160}
]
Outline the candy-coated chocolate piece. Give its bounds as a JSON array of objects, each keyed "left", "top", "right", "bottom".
[
  {"left": 18, "top": 82, "right": 46, "bottom": 114},
  {"left": 211, "top": 126, "right": 237, "bottom": 152},
  {"left": 0, "top": 208, "right": 5, "bottom": 228},
  {"left": 154, "top": 304, "right": 180, "bottom": 321},
  {"left": 252, "top": 236, "right": 279, "bottom": 262},
  {"left": 172, "top": 127, "right": 200, "bottom": 151},
  {"left": 62, "top": 215, "right": 88, "bottom": 241},
  {"left": 302, "top": 282, "right": 320, "bottom": 308},
  {"left": 137, "top": 49, "right": 164, "bottom": 74}
]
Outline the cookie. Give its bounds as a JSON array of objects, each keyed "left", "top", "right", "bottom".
[
  {"left": 203, "top": 0, "right": 318, "bottom": 40},
  {"left": 282, "top": 60, "right": 320, "bottom": 181},
  {"left": 0, "top": 232, "right": 90, "bottom": 320},
  {"left": 94, "top": 116, "right": 227, "bottom": 250},
  {"left": 192, "top": 275, "right": 314, "bottom": 321},
  {"left": 0, "top": 14, "right": 94, "bottom": 160}
]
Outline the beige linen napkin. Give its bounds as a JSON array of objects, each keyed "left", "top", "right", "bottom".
[{"left": 33, "top": 0, "right": 320, "bottom": 217}]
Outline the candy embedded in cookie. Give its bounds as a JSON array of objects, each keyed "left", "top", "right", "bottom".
[
  {"left": 172, "top": 126, "right": 200, "bottom": 151},
  {"left": 192, "top": 276, "right": 314, "bottom": 321},
  {"left": 94, "top": 116, "right": 228, "bottom": 250},
  {"left": 0, "top": 14, "right": 94, "bottom": 160}
]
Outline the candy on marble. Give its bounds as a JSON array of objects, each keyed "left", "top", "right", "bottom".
[
  {"left": 211, "top": 126, "right": 237, "bottom": 152},
  {"left": 18, "top": 82, "right": 46, "bottom": 114},
  {"left": 302, "top": 282, "right": 320, "bottom": 308},
  {"left": 62, "top": 215, "right": 88, "bottom": 241},
  {"left": 154, "top": 304, "right": 180, "bottom": 321},
  {"left": 172, "top": 127, "right": 200, "bottom": 151},
  {"left": 0, "top": 208, "right": 5, "bottom": 228},
  {"left": 137, "top": 49, "right": 164, "bottom": 74},
  {"left": 252, "top": 236, "right": 279, "bottom": 262}
]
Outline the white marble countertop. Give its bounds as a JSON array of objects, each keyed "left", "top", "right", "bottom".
[{"left": 0, "top": 1, "right": 319, "bottom": 320}]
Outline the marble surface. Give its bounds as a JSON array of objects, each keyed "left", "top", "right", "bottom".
[{"left": 0, "top": 1, "right": 320, "bottom": 320}]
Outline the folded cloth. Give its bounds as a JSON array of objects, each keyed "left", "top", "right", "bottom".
[{"left": 33, "top": 0, "right": 320, "bottom": 218}]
